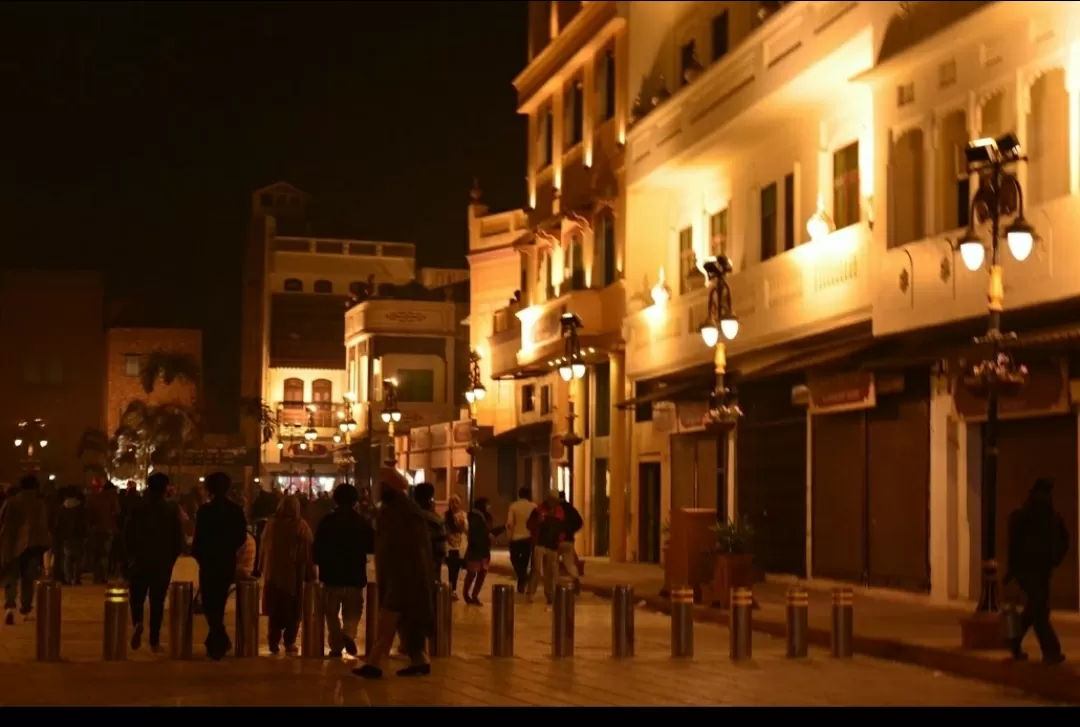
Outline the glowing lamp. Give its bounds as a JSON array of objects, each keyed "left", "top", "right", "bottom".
[
  {"left": 720, "top": 316, "right": 740, "bottom": 341},
  {"left": 1006, "top": 217, "right": 1034, "bottom": 262},
  {"left": 700, "top": 324, "right": 719, "bottom": 348}
]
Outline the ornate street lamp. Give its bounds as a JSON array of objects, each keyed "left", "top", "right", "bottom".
[
  {"left": 334, "top": 393, "right": 358, "bottom": 484},
  {"left": 464, "top": 351, "right": 486, "bottom": 405},
  {"left": 956, "top": 133, "right": 1035, "bottom": 620},
  {"left": 14, "top": 418, "right": 47, "bottom": 472},
  {"left": 380, "top": 377, "right": 401, "bottom": 466},
  {"left": 700, "top": 256, "right": 742, "bottom": 430},
  {"left": 558, "top": 313, "right": 586, "bottom": 504},
  {"left": 464, "top": 350, "right": 484, "bottom": 508}
]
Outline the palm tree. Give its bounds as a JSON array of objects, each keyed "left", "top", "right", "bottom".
[
  {"left": 114, "top": 400, "right": 199, "bottom": 485},
  {"left": 140, "top": 350, "right": 201, "bottom": 395},
  {"left": 239, "top": 397, "right": 277, "bottom": 488}
]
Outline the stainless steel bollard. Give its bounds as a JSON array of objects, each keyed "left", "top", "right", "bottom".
[
  {"left": 831, "top": 587, "right": 854, "bottom": 658},
  {"left": 611, "top": 584, "right": 635, "bottom": 658},
  {"left": 364, "top": 582, "right": 378, "bottom": 657},
  {"left": 729, "top": 587, "right": 753, "bottom": 661},
  {"left": 168, "top": 581, "right": 194, "bottom": 660},
  {"left": 301, "top": 581, "right": 326, "bottom": 658},
  {"left": 491, "top": 583, "right": 514, "bottom": 658},
  {"left": 551, "top": 577, "right": 575, "bottom": 658},
  {"left": 102, "top": 587, "right": 129, "bottom": 661},
  {"left": 431, "top": 582, "right": 453, "bottom": 658},
  {"left": 35, "top": 580, "right": 62, "bottom": 662},
  {"left": 670, "top": 586, "right": 694, "bottom": 659},
  {"left": 785, "top": 586, "right": 809, "bottom": 659},
  {"left": 234, "top": 580, "right": 260, "bottom": 658}
]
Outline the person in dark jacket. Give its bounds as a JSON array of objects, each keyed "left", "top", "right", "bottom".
[
  {"left": 413, "top": 483, "right": 447, "bottom": 579},
  {"left": 126, "top": 473, "right": 184, "bottom": 652},
  {"left": 313, "top": 484, "right": 374, "bottom": 658},
  {"left": 463, "top": 497, "right": 501, "bottom": 606},
  {"left": 53, "top": 486, "right": 88, "bottom": 586},
  {"left": 1005, "top": 477, "right": 1069, "bottom": 664},
  {"left": 191, "top": 471, "right": 248, "bottom": 660}
]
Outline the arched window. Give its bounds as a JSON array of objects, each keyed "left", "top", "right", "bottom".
[
  {"left": 314, "top": 279, "right": 333, "bottom": 294},
  {"left": 282, "top": 377, "right": 305, "bottom": 424},
  {"left": 284, "top": 278, "right": 303, "bottom": 292},
  {"left": 312, "top": 379, "right": 333, "bottom": 427},
  {"left": 283, "top": 378, "right": 304, "bottom": 403}
]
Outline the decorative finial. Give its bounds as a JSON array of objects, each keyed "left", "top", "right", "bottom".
[{"left": 470, "top": 177, "right": 483, "bottom": 204}]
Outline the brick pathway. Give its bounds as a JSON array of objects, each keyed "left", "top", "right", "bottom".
[{"left": 0, "top": 559, "right": 1055, "bottom": 706}]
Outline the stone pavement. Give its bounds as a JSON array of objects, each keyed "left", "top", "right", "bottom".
[
  {"left": 0, "top": 559, "right": 1057, "bottom": 706},
  {"left": 485, "top": 550, "right": 1080, "bottom": 703}
]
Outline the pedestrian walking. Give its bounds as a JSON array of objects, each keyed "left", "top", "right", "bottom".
[
  {"left": 463, "top": 497, "right": 503, "bottom": 606},
  {"left": 527, "top": 492, "right": 567, "bottom": 604},
  {"left": 353, "top": 467, "right": 434, "bottom": 680},
  {"left": 126, "top": 473, "right": 184, "bottom": 652},
  {"left": 444, "top": 495, "right": 467, "bottom": 601},
  {"left": 313, "top": 483, "right": 374, "bottom": 658},
  {"left": 260, "top": 494, "right": 314, "bottom": 654},
  {"left": 191, "top": 471, "right": 248, "bottom": 660},
  {"left": 0, "top": 475, "right": 52, "bottom": 624},
  {"left": 53, "top": 486, "right": 88, "bottom": 586},
  {"left": 86, "top": 482, "right": 120, "bottom": 584},
  {"left": 413, "top": 483, "right": 447, "bottom": 580},
  {"left": 505, "top": 487, "right": 536, "bottom": 594},
  {"left": 1005, "top": 477, "right": 1069, "bottom": 664}
]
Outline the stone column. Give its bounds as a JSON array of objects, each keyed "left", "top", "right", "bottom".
[{"left": 608, "top": 349, "right": 628, "bottom": 562}]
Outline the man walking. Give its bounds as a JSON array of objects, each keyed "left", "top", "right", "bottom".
[
  {"left": 505, "top": 487, "right": 536, "bottom": 594},
  {"left": 314, "top": 483, "right": 374, "bottom": 659},
  {"left": 126, "top": 473, "right": 184, "bottom": 652},
  {"left": 1005, "top": 477, "right": 1069, "bottom": 664},
  {"left": 192, "top": 471, "right": 248, "bottom": 660},
  {"left": 0, "top": 475, "right": 52, "bottom": 624}
]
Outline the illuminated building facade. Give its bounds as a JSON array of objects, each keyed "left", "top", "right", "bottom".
[{"left": 622, "top": 0, "right": 1080, "bottom": 613}]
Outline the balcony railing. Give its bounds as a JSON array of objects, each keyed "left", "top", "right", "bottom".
[{"left": 277, "top": 401, "right": 337, "bottom": 429}]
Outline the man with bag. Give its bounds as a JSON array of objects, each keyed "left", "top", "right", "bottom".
[{"left": 1005, "top": 477, "right": 1069, "bottom": 664}]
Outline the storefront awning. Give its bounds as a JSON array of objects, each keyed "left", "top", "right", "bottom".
[
  {"left": 616, "top": 375, "right": 714, "bottom": 410},
  {"left": 737, "top": 336, "right": 877, "bottom": 381},
  {"left": 483, "top": 420, "right": 553, "bottom": 446}
]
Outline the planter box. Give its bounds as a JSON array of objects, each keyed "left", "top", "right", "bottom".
[{"left": 707, "top": 552, "right": 754, "bottom": 609}]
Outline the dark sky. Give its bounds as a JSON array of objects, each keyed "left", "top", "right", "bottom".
[{"left": 0, "top": 1, "right": 527, "bottom": 430}]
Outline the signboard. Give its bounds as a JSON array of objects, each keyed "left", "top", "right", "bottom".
[
  {"left": 652, "top": 401, "right": 676, "bottom": 434},
  {"left": 676, "top": 401, "right": 708, "bottom": 433},
  {"left": 178, "top": 448, "right": 259, "bottom": 467},
  {"left": 808, "top": 372, "right": 876, "bottom": 415}
]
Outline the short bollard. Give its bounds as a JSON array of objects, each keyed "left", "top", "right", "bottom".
[
  {"left": 301, "top": 581, "right": 326, "bottom": 658},
  {"left": 235, "top": 580, "right": 260, "bottom": 658},
  {"left": 785, "top": 586, "right": 809, "bottom": 659},
  {"left": 35, "top": 580, "right": 62, "bottom": 662},
  {"left": 551, "top": 577, "right": 575, "bottom": 658},
  {"left": 670, "top": 586, "right": 694, "bottom": 659},
  {"left": 729, "top": 587, "right": 753, "bottom": 661},
  {"left": 102, "top": 587, "right": 130, "bottom": 662},
  {"left": 364, "top": 582, "right": 378, "bottom": 657},
  {"left": 491, "top": 583, "right": 514, "bottom": 658},
  {"left": 168, "top": 581, "right": 194, "bottom": 660},
  {"left": 431, "top": 582, "right": 453, "bottom": 658},
  {"left": 611, "top": 584, "right": 635, "bottom": 659},
  {"left": 831, "top": 587, "right": 854, "bottom": 658}
]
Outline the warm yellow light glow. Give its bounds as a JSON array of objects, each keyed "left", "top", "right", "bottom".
[
  {"left": 13, "top": 438, "right": 21, "bottom": 447},
  {"left": 344, "top": 391, "right": 357, "bottom": 402},
  {"left": 39, "top": 440, "right": 47, "bottom": 448},
  {"left": 720, "top": 317, "right": 739, "bottom": 341},
  {"left": 650, "top": 267, "right": 670, "bottom": 306},
  {"left": 386, "top": 376, "right": 399, "bottom": 387},
  {"left": 1007, "top": 228, "right": 1034, "bottom": 262},
  {"left": 517, "top": 305, "right": 542, "bottom": 353},
  {"left": 701, "top": 324, "right": 719, "bottom": 348},
  {"left": 959, "top": 240, "right": 985, "bottom": 271},
  {"left": 807, "top": 196, "right": 835, "bottom": 243}
]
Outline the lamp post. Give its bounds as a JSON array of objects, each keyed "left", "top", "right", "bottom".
[
  {"left": 700, "top": 256, "right": 742, "bottom": 515},
  {"left": 335, "top": 393, "right": 359, "bottom": 485},
  {"left": 464, "top": 350, "right": 486, "bottom": 508},
  {"left": 557, "top": 313, "right": 587, "bottom": 504},
  {"left": 956, "top": 133, "right": 1035, "bottom": 618},
  {"left": 14, "top": 418, "right": 48, "bottom": 473},
  {"left": 380, "top": 378, "right": 402, "bottom": 467},
  {"left": 276, "top": 415, "right": 301, "bottom": 491}
]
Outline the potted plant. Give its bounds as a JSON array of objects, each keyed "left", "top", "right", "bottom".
[
  {"left": 705, "top": 518, "right": 755, "bottom": 609},
  {"left": 963, "top": 352, "right": 1028, "bottom": 399}
]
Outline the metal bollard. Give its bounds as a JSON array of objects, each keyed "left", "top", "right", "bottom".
[
  {"left": 168, "top": 581, "right": 194, "bottom": 660},
  {"left": 786, "top": 586, "right": 809, "bottom": 659},
  {"left": 364, "top": 582, "right": 379, "bottom": 657},
  {"left": 611, "top": 584, "right": 635, "bottom": 659},
  {"left": 831, "top": 587, "right": 854, "bottom": 658},
  {"left": 431, "top": 582, "right": 453, "bottom": 658},
  {"left": 551, "top": 577, "right": 575, "bottom": 658},
  {"left": 35, "top": 580, "right": 62, "bottom": 662},
  {"left": 491, "top": 583, "right": 514, "bottom": 658},
  {"left": 102, "top": 587, "right": 130, "bottom": 661},
  {"left": 729, "top": 587, "right": 753, "bottom": 661},
  {"left": 670, "top": 586, "right": 694, "bottom": 658},
  {"left": 301, "top": 581, "right": 326, "bottom": 658},
  {"left": 234, "top": 580, "right": 260, "bottom": 658}
]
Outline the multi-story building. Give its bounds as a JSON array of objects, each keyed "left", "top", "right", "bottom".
[
  {"left": 622, "top": 0, "right": 1080, "bottom": 616},
  {"left": 0, "top": 270, "right": 106, "bottom": 485},
  {"left": 240, "top": 182, "right": 419, "bottom": 489},
  {"left": 464, "top": 1, "right": 630, "bottom": 557}
]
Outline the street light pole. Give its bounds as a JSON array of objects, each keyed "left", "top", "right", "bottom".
[
  {"left": 558, "top": 313, "right": 587, "bottom": 504},
  {"left": 380, "top": 378, "right": 401, "bottom": 467},
  {"left": 464, "top": 350, "right": 486, "bottom": 509},
  {"left": 956, "top": 133, "right": 1035, "bottom": 617}
]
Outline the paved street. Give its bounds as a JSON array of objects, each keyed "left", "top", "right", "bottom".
[{"left": 0, "top": 558, "right": 1056, "bottom": 706}]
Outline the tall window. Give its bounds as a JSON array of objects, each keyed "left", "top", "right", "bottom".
[
  {"left": 568, "top": 233, "right": 586, "bottom": 290},
  {"left": 538, "top": 106, "right": 554, "bottom": 168},
  {"left": 519, "top": 258, "right": 529, "bottom": 298},
  {"left": 596, "top": 50, "right": 616, "bottom": 123},
  {"left": 312, "top": 378, "right": 333, "bottom": 426},
  {"left": 711, "top": 11, "right": 729, "bottom": 61},
  {"left": 634, "top": 381, "right": 654, "bottom": 423},
  {"left": 564, "top": 80, "right": 584, "bottom": 149},
  {"left": 539, "top": 250, "right": 555, "bottom": 300},
  {"left": 783, "top": 172, "right": 796, "bottom": 252},
  {"left": 284, "top": 278, "right": 303, "bottom": 292},
  {"left": 596, "top": 212, "right": 617, "bottom": 287},
  {"left": 540, "top": 385, "right": 551, "bottom": 415},
  {"left": 313, "top": 279, "right": 333, "bottom": 294},
  {"left": 124, "top": 355, "right": 141, "bottom": 377},
  {"left": 678, "top": 226, "right": 704, "bottom": 294},
  {"left": 709, "top": 208, "right": 728, "bottom": 257},
  {"left": 397, "top": 369, "right": 435, "bottom": 403},
  {"left": 522, "top": 384, "right": 536, "bottom": 413},
  {"left": 760, "top": 183, "right": 778, "bottom": 262},
  {"left": 594, "top": 361, "right": 611, "bottom": 437},
  {"left": 833, "top": 141, "right": 860, "bottom": 230}
]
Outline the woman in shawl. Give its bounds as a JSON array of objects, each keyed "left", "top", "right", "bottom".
[
  {"left": 258, "top": 495, "right": 314, "bottom": 654},
  {"left": 444, "top": 494, "right": 468, "bottom": 600}
]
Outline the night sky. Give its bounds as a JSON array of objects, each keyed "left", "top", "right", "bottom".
[{"left": 0, "top": 1, "right": 528, "bottom": 430}]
